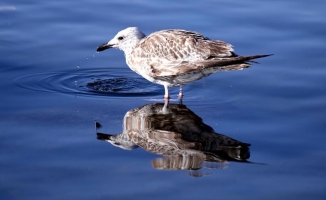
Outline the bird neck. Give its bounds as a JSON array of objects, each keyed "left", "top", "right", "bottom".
[{"left": 121, "top": 38, "right": 142, "bottom": 56}]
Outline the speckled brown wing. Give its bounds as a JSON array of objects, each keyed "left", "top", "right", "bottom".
[
  {"left": 133, "top": 29, "right": 234, "bottom": 62},
  {"left": 132, "top": 54, "right": 270, "bottom": 77}
]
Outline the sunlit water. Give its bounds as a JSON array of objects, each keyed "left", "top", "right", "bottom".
[{"left": 1, "top": 0, "right": 326, "bottom": 199}]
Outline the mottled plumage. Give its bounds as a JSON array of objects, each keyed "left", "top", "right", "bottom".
[
  {"left": 96, "top": 102, "right": 251, "bottom": 170},
  {"left": 97, "top": 27, "right": 271, "bottom": 98}
]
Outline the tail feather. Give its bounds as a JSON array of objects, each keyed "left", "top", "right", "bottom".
[
  {"left": 208, "top": 54, "right": 272, "bottom": 67},
  {"left": 237, "top": 54, "right": 273, "bottom": 60}
]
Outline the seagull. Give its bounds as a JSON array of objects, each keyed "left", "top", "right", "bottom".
[{"left": 97, "top": 27, "right": 271, "bottom": 99}]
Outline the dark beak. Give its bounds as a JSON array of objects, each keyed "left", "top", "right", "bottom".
[{"left": 97, "top": 43, "right": 113, "bottom": 52}]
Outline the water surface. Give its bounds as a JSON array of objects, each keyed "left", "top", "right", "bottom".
[{"left": 1, "top": 0, "right": 326, "bottom": 199}]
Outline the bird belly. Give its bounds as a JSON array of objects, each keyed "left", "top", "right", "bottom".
[{"left": 152, "top": 66, "right": 227, "bottom": 87}]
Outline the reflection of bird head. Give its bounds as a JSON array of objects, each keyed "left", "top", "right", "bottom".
[{"left": 97, "top": 132, "right": 138, "bottom": 150}]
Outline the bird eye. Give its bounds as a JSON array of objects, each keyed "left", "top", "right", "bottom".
[{"left": 118, "top": 36, "right": 124, "bottom": 40}]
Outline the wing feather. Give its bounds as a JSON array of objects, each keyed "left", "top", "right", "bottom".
[{"left": 132, "top": 29, "right": 234, "bottom": 62}]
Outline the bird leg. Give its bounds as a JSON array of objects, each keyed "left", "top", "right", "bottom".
[
  {"left": 164, "top": 84, "right": 170, "bottom": 99},
  {"left": 178, "top": 85, "right": 184, "bottom": 99}
]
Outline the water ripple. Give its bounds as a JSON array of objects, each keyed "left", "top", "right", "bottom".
[{"left": 11, "top": 68, "right": 162, "bottom": 98}]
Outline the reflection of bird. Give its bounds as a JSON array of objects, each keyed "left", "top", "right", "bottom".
[
  {"left": 97, "top": 102, "right": 250, "bottom": 170},
  {"left": 97, "top": 27, "right": 271, "bottom": 98}
]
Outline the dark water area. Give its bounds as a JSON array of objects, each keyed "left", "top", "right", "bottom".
[{"left": 1, "top": 0, "right": 326, "bottom": 199}]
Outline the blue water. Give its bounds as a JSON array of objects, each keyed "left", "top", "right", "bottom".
[{"left": 1, "top": 0, "right": 326, "bottom": 199}]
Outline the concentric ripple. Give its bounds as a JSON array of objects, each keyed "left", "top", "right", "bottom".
[{"left": 11, "top": 68, "right": 162, "bottom": 98}]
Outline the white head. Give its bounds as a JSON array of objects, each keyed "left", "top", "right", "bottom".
[{"left": 97, "top": 27, "right": 146, "bottom": 54}]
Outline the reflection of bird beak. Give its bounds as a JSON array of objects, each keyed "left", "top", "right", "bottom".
[
  {"left": 96, "top": 43, "right": 113, "bottom": 52},
  {"left": 96, "top": 132, "right": 114, "bottom": 140}
]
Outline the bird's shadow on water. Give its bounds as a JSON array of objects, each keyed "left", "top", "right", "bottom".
[{"left": 95, "top": 100, "right": 266, "bottom": 177}]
